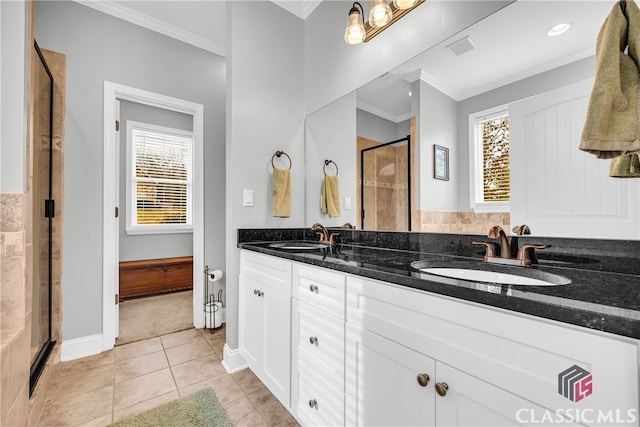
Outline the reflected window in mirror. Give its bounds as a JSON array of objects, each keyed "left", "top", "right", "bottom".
[{"left": 470, "top": 106, "right": 510, "bottom": 213}]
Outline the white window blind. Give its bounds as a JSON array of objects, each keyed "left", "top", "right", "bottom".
[
  {"left": 469, "top": 107, "right": 510, "bottom": 212},
  {"left": 126, "top": 121, "right": 193, "bottom": 234}
]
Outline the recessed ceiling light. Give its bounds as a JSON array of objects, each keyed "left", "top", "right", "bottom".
[{"left": 547, "top": 22, "right": 573, "bottom": 37}]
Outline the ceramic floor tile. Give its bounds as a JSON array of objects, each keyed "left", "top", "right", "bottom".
[
  {"left": 114, "top": 350, "right": 168, "bottom": 383},
  {"left": 203, "top": 334, "right": 226, "bottom": 356},
  {"left": 165, "top": 338, "right": 216, "bottom": 366},
  {"left": 170, "top": 354, "right": 227, "bottom": 389},
  {"left": 232, "top": 368, "right": 266, "bottom": 395},
  {"left": 55, "top": 350, "right": 114, "bottom": 378},
  {"left": 112, "top": 390, "right": 180, "bottom": 423},
  {"left": 178, "top": 373, "right": 245, "bottom": 405},
  {"left": 247, "top": 386, "right": 292, "bottom": 426},
  {"left": 272, "top": 415, "right": 301, "bottom": 427},
  {"left": 38, "top": 384, "right": 113, "bottom": 427},
  {"left": 46, "top": 364, "right": 114, "bottom": 404},
  {"left": 223, "top": 395, "right": 267, "bottom": 427},
  {"left": 113, "top": 368, "right": 177, "bottom": 412},
  {"left": 76, "top": 413, "right": 112, "bottom": 427},
  {"left": 160, "top": 328, "right": 202, "bottom": 349},
  {"left": 114, "top": 337, "right": 163, "bottom": 362}
]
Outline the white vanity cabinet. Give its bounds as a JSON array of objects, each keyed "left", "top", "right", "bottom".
[
  {"left": 346, "top": 276, "right": 639, "bottom": 427},
  {"left": 291, "top": 264, "right": 346, "bottom": 426},
  {"left": 238, "top": 251, "right": 292, "bottom": 408}
]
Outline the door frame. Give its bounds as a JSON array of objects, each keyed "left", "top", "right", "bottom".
[{"left": 102, "top": 81, "right": 205, "bottom": 350}]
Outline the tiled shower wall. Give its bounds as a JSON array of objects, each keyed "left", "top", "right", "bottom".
[{"left": 418, "top": 210, "right": 511, "bottom": 235}]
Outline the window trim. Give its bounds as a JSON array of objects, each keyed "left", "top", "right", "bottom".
[
  {"left": 125, "top": 120, "right": 194, "bottom": 235},
  {"left": 468, "top": 105, "right": 510, "bottom": 213}
]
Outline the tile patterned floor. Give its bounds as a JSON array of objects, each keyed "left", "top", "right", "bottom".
[{"left": 38, "top": 326, "right": 299, "bottom": 427}]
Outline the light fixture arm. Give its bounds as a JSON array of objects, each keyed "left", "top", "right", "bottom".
[{"left": 351, "top": 2, "right": 364, "bottom": 18}]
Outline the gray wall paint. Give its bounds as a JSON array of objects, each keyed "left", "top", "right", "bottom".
[
  {"left": 455, "top": 56, "right": 595, "bottom": 209},
  {"left": 226, "top": 1, "right": 304, "bottom": 349},
  {"left": 35, "top": 1, "right": 226, "bottom": 340},
  {"left": 356, "top": 109, "right": 402, "bottom": 144},
  {"left": 417, "top": 80, "right": 459, "bottom": 211},
  {"left": 304, "top": 1, "right": 510, "bottom": 115},
  {"left": 306, "top": 93, "right": 357, "bottom": 227},
  {"left": 118, "top": 101, "right": 193, "bottom": 262},
  {"left": 1, "top": 0, "right": 27, "bottom": 192}
]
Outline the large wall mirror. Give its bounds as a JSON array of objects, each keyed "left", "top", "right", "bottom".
[{"left": 305, "top": 0, "right": 639, "bottom": 240}]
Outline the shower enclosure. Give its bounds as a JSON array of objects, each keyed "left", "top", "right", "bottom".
[
  {"left": 359, "top": 136, "right": 411, "bottom": 231},
  {"left": 30, "top": 41, "right": 56, "bottom": 395}
]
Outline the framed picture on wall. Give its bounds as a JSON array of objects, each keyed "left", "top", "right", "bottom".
[{"left": 434, "top": 145, "right": 449, "bottom": 181}]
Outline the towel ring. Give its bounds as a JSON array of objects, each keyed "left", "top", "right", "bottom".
[
  {"left": 323, "top": 159, "right": 339, "bottom": 176},
  {"left": 271, "top": 151, "right": 292, "bottom": 170}
]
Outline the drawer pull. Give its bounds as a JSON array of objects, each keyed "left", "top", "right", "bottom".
[
  {"left": 309, "top": 284, "right": 318, "bottom": 293},
  {"left": 309, "top": 336, "right": 318, "bottom": 345},
  {"left": 435, "top": 382, "right": 449, "bottom": 397},
  {"left": 308, "top": 399, "right": 318, "bottom": 409},
  {"left": 416, "top": 373, "right": 430, "bottom": 387}
]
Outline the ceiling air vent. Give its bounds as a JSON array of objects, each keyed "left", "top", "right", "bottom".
[{"left": 446, "top": 36, "right": 475, "bottom": 57}]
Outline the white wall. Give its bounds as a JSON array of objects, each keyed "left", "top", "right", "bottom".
[
  {"left": 306, "top": 93, "right": 357, "bottom": 227},
  {"left": 35, "top": 1, "right": 226, "bottom": 340},
  {"left": 356, "top": 109, "right": 404, "bottom": 143},
  {"left": 226, "top": 1, "right": 305, "bottom": 349},
  {"left": 118, "top": 101, "right": 193, "bottom": 262},
  {"left": 304, "top": 1, "right": 510, "bottom": 115},
  {"left": 1, "top": 0, "right": 27, "bottom": 192}
]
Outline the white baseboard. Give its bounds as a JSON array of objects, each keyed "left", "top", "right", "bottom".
[
  {"left": 221, "top": 343, "right": 247, "bottom": 374},
  {"left": 60, "top": 334, "right": 104, "bottom": 362}
]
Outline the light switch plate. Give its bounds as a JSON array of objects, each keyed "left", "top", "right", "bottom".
[
  {"left": 243, "top": 189, "right": 254, "bottom": 207},
  {"left": 344, "top": 196, "right": 352, "bottom": 210}
]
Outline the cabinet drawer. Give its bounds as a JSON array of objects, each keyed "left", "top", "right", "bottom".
[
  {"left": 294, "top": 360, "right": 345, "bottom": 427},
  {"left": 240, "top": 250, "right": 292, "bottom": 295},
  {"left": 293, "top": 263, "right": 345, "bottom": 318},
  {"left": 346, "top": 276, "right": 639, "bottom": 417},
  {"left": 292, "top": 299, "right": 344, "bottom": 386}
]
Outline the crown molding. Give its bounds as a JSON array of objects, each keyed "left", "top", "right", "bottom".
[
  {"left": 357, "top": 100, "right": 411, "bottom": 124},
  {"left": 271, "top": 0, "right": 323, "bottom": 19},
  {"left": 74, "top": 0, "right": 226, "bottom": 57}
]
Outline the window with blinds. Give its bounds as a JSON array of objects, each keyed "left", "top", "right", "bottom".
[
  {"left": 126, "top": 121, "right": 193, "bottom": 234},
  {"left": 470, "top": 108, "right": 510, "bottom": 212}
]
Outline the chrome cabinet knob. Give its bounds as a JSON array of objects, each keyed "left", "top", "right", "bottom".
[
  {"left": 435, "top": 382, "right": 449, "bottom": 397},
  {"left": 308, "top": 399, "right": 318, "bottom": 409},
  {"left": 309, "top": 336, "right": 318, "bottom": 345},
  {"left": 309, "top": 284, "right": 318, "bottom": 293},
  {"left": 416, "top": 373, "right": 430, "bottom": 387}
]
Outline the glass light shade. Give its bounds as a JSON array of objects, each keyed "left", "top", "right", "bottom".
[
  {"left": 345, "top": 8, "right": 365, "bottom": 44},
  {"left": 393, "top": 0, "right": 418, "bottom": 9},
  {"left": 369, "top": 0, "right": 392, "bottom": 28}
]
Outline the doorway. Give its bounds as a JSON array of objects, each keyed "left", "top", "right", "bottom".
[{"left": 102, "top": 82, "right": 205, "bottom": 351}]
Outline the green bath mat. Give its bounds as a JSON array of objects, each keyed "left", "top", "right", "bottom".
[{"left": 110, "top": 388, "right": 232, "bottom": 427}]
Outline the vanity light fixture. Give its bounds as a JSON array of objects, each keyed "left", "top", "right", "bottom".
[
  {"left": 344, "top": 0, "right": 425, "bottom": 45},
  {"left": 547, "top": 21, "right": 573, "bottom": 37}
]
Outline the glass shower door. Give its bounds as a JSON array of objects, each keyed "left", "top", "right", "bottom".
[{"left": 30, "top": 41, "right": 55, "bottom": 395}]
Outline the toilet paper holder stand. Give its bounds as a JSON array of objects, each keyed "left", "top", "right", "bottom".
[{"left": 204, "top": 265, "right": 224, "bottom": 333}]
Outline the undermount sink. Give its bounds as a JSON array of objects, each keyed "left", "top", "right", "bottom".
[
  {"left": 269, "top": 241, "right": 329, "bottom": 250},
  {"left": 411, "top": 260, "right": 571, "bottom": 286}
]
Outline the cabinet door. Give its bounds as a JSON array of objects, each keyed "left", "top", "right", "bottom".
[
  {"left": 238, "top": 274, "right": 261, "bottom": 372},
  {"left": 261, "top": 283, "right": 291, "bottom": 408},
  {"left": 346, "top": 323, "right": 436, "bottom": 427},
  {"left": 434, "top": 363, "right": 577, "bottom": 427}
]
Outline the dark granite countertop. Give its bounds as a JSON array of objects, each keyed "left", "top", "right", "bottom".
[{"left": 238, "top": 229, "right": 640, "bottom": 340}]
